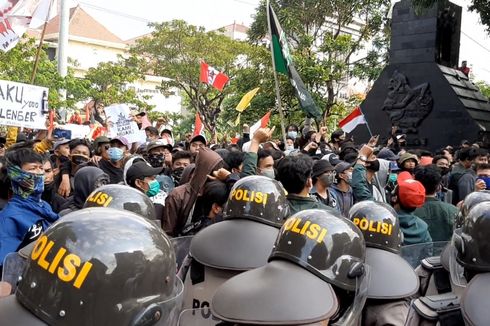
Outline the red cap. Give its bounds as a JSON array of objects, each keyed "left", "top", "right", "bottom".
[{"left": 398, "top": 178, "right": 426, "bottom": 208}]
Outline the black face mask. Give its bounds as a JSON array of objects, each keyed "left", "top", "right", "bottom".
[
  {"left": 439, "top": 167, "right": 450, "bottom": 176},
  {"left": 148, "top": 154, "right": 165, "bottom": 168},
  {"left": 367, "top": 159, "right": 380, "bottom": 172},
  {"left": 71, "top": 154, "right": 89, "bottom": 166},
  {"left": 172, "top": 167, "right": 185, "bottom": 182}
]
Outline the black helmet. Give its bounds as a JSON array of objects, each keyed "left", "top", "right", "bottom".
[
  {"left": 348, "top": 201, "right": 403, "bottom": 253},
  {"left": 454, "top": 201, "right": 490, "bottom": 272},
  {"left": 83, "top": 184, "right": 156, "bottom": 221},
  {"left": 455, "top": 190, "right": 490, "bottom": 229},
  {"left": 348, "top": 201, "right": 418, "bottom": 299},
  {"left": 0, "top": 208, "right": 183, "bottom": 325},
  {"left": 223, "top": 175, "right": 289, "bottom": 228},
  {"left": 269, "top": 209, "right": 365, "bottom": 291}
]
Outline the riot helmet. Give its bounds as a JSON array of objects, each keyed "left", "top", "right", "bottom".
[
  {"left": 455, "top": 190, "right": 490, "bottom": 229},
  {"left": 83, "top": 184, "right": 156, "bottom": 221},
  {"left": 0, "top": 208, "right": 183, "bottom": 326},
  {"left": 453, "top": 201, "right": 490, "bottom": 273},
  {"left": 348, "top": 201, "right": 417, "bottom": 299},
  {"left": 348, "top": 201, "right": 403, "bottom": 253},
  {"left": 223, "top": 175, "right": 289, "bottom": 228}
]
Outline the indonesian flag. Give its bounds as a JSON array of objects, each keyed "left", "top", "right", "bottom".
[
  {"left": 193, "top": 112, "right": 205, "bottom": 137},
  {"left": 339, "top": 107, "right": 366, "bottom": 133},
  {"left": 200, "top": 61, "right": 229, "bottom": 91},
  {"left": 250, "top": 111, "right": 271, "bottom": 136}
]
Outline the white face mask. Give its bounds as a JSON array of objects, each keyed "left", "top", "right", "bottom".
[
  {"left": 286, "top": 145, "right": 294, "bottom": 151},
  {"left": 343, "top": 171, "right": 352, "bottom": 184},
  {"left": 259, "top": 168, "right": 275, "bottom": 179}
]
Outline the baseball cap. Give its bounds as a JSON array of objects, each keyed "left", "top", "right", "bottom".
[
  {"left": 53, "top": 139, "right": 71, "bottom": 150},
  {"left": 335, "top": 161, "right": 353, "bottom": 175},
  {"left": 312, "top": 159, "right": 335, "bottom": 179},
  {"left": 147, "top": 140, "right": 172, "bottom": 152},
  {"left": 377, "top": 148, "right": 399, "bottom": 161},
  {"left": 190, "top": 134, "right": 207, "bottom": 145},
  {"left": 322, "top": 152, "right": 342, "bottom": 166},
  {"left": 110, "top": 136, "right": 130, "bottom": 148},
  {"left": 126, "top": 161, "right": 163, "bottom": 186},
  {"left": 397, "top": 176, "right": 426, "bottom": 208},
  {"left": 131, "top": 110, "right": 146, "bottom": 117}
]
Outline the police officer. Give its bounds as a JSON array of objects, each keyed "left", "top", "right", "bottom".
[
  {"left": 348, "top": 201, "right": 418, "bottom": 326},
  {"left": 209, "top": 209, "right": 367, "bottom": 325},
  {"left": 83, "top": 184, "right": 158, "bottom": 223},
  {"left": 0, "top": 207, "right": 183, "bottom": 325},
  {"left": 179, "top": 176, "right": 290, "bottom": 321}
]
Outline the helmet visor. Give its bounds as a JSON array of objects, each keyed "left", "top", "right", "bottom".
[
  {"left": 1, "top": 252, "right": 27, "bottom": 294},
  {"left": 150, "top": 276, "right": 185, "bottom": 326},
  {"left": 449, "top": 229, "right": 467, "bottom": 288},
  {"left": 171, "top": 236, "right": 193, "bottom": 272},
  {"left": 399, "top": 241, "right": 449, "bottom": 268}
]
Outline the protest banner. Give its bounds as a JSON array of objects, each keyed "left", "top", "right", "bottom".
[
  {"left": 104, "top": 104, "right": 145, "bottom": 144},
  {"left": 0, "top": 79, "right": 48, "bottom": 129}
]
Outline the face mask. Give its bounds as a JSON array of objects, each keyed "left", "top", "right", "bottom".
[
  {"left": 440, "top": 167, "right": 450, "bottom": 176},
  {"left": 148, "top": 154, "right": 165, "bottom": 168},
  {"left": 286, "top": 145, "right": 294, "bottom": 151},
  {"left": 108, "top": 147, "right": 124, "bottom": 162},
  {"left": 319, "top": 173, "right": 335, "bottom": 187},
  {"left": 7, "top": 164, "right": 45, "bottom": 199},
  {"left": 287, "top": 131, "right": 298, "bottom": 139},
  {"left": 260, "top": 168, "right": 275, "bottom": 179},
  {"left": 172, "top": 167, "right": 185, "bottom": 182},
  {"left": 388, "top": 173, "right": 397, "bottom": 183},
  {"left": 367, "top": 159, "right": 380, "bottom": 172},
  {"left": 71, "top": 154, "right": 89, "bottom": 166},
  {"left": 478, "top": 176, "right": 490, "bottom": 190},
  {"left": 146, "top": 179, "right": 160, "bottom": 197}
]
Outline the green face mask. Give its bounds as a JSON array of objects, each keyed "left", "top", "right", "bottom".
[{"left": 146, "top": 179, "right": 160, "bottom": 197}]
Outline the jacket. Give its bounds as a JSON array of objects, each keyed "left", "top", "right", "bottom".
[
  {"left": 397, "top": 208, "right": 432, "bottom": 245},
  {"left": 163, "top": 148, "right": 223, "bottom": 236},
  {"left": 330, "top": 184, "right": 354, "bottom": 217},
  {"left": 352, "top": 164, "right": 374, "bottom": 202},
  {"left": 286, "top": 194, "right": 338, "bottom": 215},
  {"left": 0, "top": 195, "right": 59, "bottom": 265},
  {"left": 414, "top": 197, "right": 457, "bottom": 241},
  {"left": 448, "top": 163, "right": 474, "bottom": 204}
]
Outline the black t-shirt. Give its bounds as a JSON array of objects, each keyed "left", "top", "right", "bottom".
[{"left": 98, "top": 159, "right": 124, "bottom": 184}]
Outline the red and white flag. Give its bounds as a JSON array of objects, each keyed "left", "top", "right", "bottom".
[
  {"left": 193, "top": 112, "right": 205, "bottom": 137},
  {"left": 250, "top": 111, "right": 271, "bottom": 135},
  {"left": 339, "top": 107, "right": 366, "bottom": 133},
  {"left": 200, "top": 61, "right": 229, "bottom": 91}
]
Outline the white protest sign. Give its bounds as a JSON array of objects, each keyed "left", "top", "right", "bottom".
[
  {"left": 104, "top": 104, "right": 141, "bottom": 144},
  {"left": 58, "top": 124, "right": 91, "bottom": 139},
  {"left": 0, "top": 79, "right": 48, "bottom": 129}
]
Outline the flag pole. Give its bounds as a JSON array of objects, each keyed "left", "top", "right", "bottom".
[
  {"left": 266, "top": 0, "right": 287, "bottom": 146},
  {"left": 30, "top": 0, "right": 53, "bottom": 84},
  {"left": 358, "top": 105, "right": 373, "bottom": 137}
]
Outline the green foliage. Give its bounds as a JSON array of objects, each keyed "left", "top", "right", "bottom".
[
  {"left": 248, "top": 0, "right": 391, "bottom": 124},
  {"left": 476, "top": 81, "right": 490, "bottom": 100}
]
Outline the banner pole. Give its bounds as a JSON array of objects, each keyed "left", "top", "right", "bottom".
[
  {"left": 266, "top": 0, "right": 287, "bottom": 146},
  {"left": 30, "top": 0, "right": 53, "bottom": 84}
]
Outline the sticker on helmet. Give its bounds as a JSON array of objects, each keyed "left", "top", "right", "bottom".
[
  {"left": 30, "top": 235, "right": 93, "bottom": 289},
  {"left": 352, "top": 217, "right": 393, "bottom": 235},
  {"left": 86, "top": 191, "right": 113, "bottom": 207},
  {"left": 283, "top": 217, "right": 328, "bottom": 243}
]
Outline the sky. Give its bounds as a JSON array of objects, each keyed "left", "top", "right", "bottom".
[{"left": 70, "top": 0, "right": 490, "bottom": 83}]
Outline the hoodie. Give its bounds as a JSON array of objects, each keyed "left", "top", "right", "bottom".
[
  {"left": 163, "top": 148, "right": 223, "bottom": 236},
  {"left": 59, "top": 167, "right": 109, "bottom": 216}
]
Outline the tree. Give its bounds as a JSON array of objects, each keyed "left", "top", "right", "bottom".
[
  {"left": 413, "top": 0, "right": 490, "bottom": 33},
  {"left": 476, "top": 81, "right": 490, "bottom": 100},
  {"left": 131, "top": 20, "right": 263, "bottom": 135},
  {"left": 248, "top": 0, "right": 391, "bottom": 123}
]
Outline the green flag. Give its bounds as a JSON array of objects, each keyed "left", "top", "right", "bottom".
[{"left": 268, "top": 3, "right": 322, "bottom": 120}]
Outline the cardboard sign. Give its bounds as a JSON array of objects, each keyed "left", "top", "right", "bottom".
[
  {"left": 0, "top": 79, "right": 48, "bottom": 129},
  {"left": 104, "top": 104, "right": 141, "bottom": 144}
]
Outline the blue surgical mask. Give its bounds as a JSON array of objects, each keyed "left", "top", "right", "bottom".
[
  {"left": 260, "top": 168, "right": 275, "bottom": 179},
  {"left": 146, "top": 179, "right": 160, "bottom": 197},
  {"left": 108, "top": 147, "right": 124, "bottom": 162},
  {"left": 287, "top": 131, "right": 298, "bottom": 139}
]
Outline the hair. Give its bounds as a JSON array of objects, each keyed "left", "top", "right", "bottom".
[
  {"left": 195, "top": 180, "right": 230, "bottom": 217},
  {"left": 458, "top": 147, "right": 479, "bottom": 162},
  {"left": 225, "top": 151, "right": 244, "bottom": 171},
  {"left": 432, "top": 155, "right": 449, "bottom": 165},
  {"left": 476, "top": 148, "right": 488, "bottom": 157},
  {"left": 277, "top": 154, "right": 314, "bottom": 194},
  {"left": 330, "top": 129, "right": 345, "bottom": 142},
  {"left": 5, "top": 142, "right": 43, "bottom": 167},
  {"left": 172, "top": 150, "right": 192, "bottom": 162},
  {"left": 145, "top": 126, "right": 159, "bottom": 136},
  {"left": 257, "top": 149, "right": 273, "bottom": 165},
  {"left": 286, "top": 124, "right": 299, "bottom": 132},
  {"left": 419, "top": 150, "right": 433, "bottom": 157},
  {"left": 69, "top": 138, "right": 93, "bottom": 156},
  {"left": 476, "top": 163, "right": 490, "bottom": 172},
  {"left": 414, "top": 165, "right": 441, "bottom": 195}
]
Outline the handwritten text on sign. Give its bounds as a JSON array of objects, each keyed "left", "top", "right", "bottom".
[
  {"left": 104, "top": 104, "right": 143, "bottom": 144},
  {"left": 0, "top": 79, "right": 48, "bottom": 129}
]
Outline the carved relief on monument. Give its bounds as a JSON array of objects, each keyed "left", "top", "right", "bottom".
[{"left": 382, "top": 71, "right": 433, "bottom": 134}]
